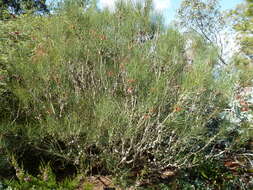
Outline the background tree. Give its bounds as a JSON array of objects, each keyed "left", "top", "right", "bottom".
[
  {"left": 177, "top": 0, "right": 227, "bottom": 65},
  {"left": 0, "top": 0, "right": 48, "bottom": 19},
  {"left": 232, "top": 0, "right": 253, "bottom": 86}
]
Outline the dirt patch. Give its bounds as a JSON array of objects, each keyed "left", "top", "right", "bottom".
[{"left": 77, "top": 176, "right": 120, "bottom": 190}]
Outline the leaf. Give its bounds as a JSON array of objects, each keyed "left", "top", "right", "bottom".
[{"left": 200, "top": 170, "right": 208, "bottom": 179}]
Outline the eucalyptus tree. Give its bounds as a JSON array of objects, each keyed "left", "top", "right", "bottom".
[
  {"left": 231, "top": 0, "right": 253, "bottom": 86},
  {"left": 177, "top": 0, "right": 227, "bottom": 65}
]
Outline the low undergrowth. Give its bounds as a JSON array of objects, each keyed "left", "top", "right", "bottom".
[{"left": 0, "top": 158, "right": 252, "bottom": 189}]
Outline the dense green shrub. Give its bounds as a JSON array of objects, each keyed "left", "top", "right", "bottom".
[{"left": 0, "top": 0, "right": 244, "bottom": 185}]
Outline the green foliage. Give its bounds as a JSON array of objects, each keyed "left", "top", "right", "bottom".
[
  {"left": 231, "top": 0, "right": 253, "bottom": 86},
  {"left": 174, "top": 159, "right": 252, "bottom": 190},
  {"left": 2, "top": 158, "right": 84, "bottom": 189},
  {"left": 0, "top": 0, "right": 247, "bottom": 187},
  {"left": 0, "top": 0, "right": 48, "bottom": 19}
]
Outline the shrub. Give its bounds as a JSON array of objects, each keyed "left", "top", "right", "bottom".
[{"left": 0, "top": 0, "right": 243, "bottom": 182}]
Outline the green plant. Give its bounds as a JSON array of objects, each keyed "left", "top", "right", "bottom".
[
  {"left": 3, "top": 158, "right": 84, "bottom": 190},
  {"left": 0, "top": 0, "right": 248, "bottom": 188}
]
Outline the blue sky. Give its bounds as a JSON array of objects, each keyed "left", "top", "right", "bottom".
[
  {"left": 163, "top": 0, "right": 243, "bottom": 24},
  {"left": 220, "top": 0, "right": 243, "bottom": 10}
]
